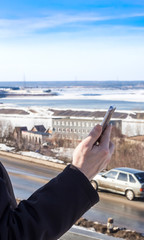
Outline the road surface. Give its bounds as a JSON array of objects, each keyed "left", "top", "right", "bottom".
[{"left": 1, "top": 155, "right": 144, "bottom": 234}]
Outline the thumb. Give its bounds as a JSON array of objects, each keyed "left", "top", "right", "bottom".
[{"left": 84, "top": 124, "right": 102, "bottom": 148}]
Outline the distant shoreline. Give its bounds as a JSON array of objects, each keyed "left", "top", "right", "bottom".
[
  {"left": 0, "top": 80, "right": 144, "bottom": 89},
  {"left": 0, "top": 93, "right": 59, "bottom": 98}
]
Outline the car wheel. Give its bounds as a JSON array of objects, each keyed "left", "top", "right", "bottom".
[
  {"left": 90, "top": 180, "right": 98, "bottom": 190},
  {"left": 126, "top": 190, "right": 135, "bottom": 201}
]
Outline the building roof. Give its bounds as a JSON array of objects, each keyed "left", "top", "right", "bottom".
[
  {"left": 14, "top": 127, "right": 28, "bottom": 132},
  {"left": 32, "top": 125, "right": 46, "bottom": 132},
  {"left": 0, "top": 109, "right": 29, "bottom": 115},
  {"left": 50, "top": 109, "right": 144, "bottom": 119}
]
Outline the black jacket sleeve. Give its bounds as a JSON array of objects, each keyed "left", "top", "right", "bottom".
[{"left": 0, "top": 164, "right": 99, "bottom": 240}]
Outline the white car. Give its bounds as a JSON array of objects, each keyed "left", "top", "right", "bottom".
[{"left": 91, "top": 167, "right": 144, "bottom": 201}]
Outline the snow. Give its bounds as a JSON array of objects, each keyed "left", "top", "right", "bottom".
[
  {"left": 0, "top": 143, "right": 15, "bottom": 152},
  {"left": 0, "top": 105, "right": 53, "bottom": 131},
  {"left": 52, "top": 147, "right": 74, "bottom": 160},
  {"left": 19, "top": 151, "right": 64, "bottom": 164},
  {"left": 1, "top": 86, "right": 144, "bottom": 102},
  {"left": 0, "top": 143, "right": 64, "bottom": 164}
]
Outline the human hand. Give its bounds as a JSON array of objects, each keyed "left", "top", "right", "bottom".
[{"left": 72, "top": 124, "right": 114, "bottom": 180}]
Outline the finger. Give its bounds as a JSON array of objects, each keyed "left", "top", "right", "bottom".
[
  {"left": 109, "top": 141, "right": 115, "bottom": 155},
  {"left": 100, "top": 124, "right": 112, "bottom": 148},
  {"left": 83, "top": 124, "right": 102, "bottom": 149}
]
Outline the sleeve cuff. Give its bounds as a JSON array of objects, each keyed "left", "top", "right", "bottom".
[{"left": 63, "top": 164, "right": 99, "bottom": 206}]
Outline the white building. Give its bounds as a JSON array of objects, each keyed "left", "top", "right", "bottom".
[{"left": 121, "top": 119, "right": 144, "bottom": 136}]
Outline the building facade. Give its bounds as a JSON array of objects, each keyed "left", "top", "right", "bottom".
[
  {"left": 13, "top": 127, "right": 28, "bottom": 141},
  {"left": 52, "top": 117, "right": 106, "bottom": 141},
  {"left": 21, "top": 131, "right": 50, "bottom": 145},
  {"left": 52, "top": 116, "right": 144, "bottom": 139}
]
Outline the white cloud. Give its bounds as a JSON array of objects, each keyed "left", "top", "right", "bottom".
[{"left": 0, "top": 12, "right": 144, "bottom": 38}]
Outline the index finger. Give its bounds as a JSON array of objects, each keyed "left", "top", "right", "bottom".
[
  {"left": 100, "top": 124, "right": 112, "bottom": 148},
  {"left": 82, "top": 124, "right": 102, "bottom": 150}
]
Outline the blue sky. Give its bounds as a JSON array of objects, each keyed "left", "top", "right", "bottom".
[{"left": 0, "top": 0, "right": 144, "bottom": 81}]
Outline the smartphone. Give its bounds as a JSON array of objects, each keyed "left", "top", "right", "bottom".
[{"left": 96, "top": 106, "right": 116, "bottom": 144}]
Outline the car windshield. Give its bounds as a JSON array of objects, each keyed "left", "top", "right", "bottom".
[
  {"left": 135, "top": 172, "right": 144, "bottom": 183},
  {"left": 104, "top": 170, "right": 118, "bottom": 179}
]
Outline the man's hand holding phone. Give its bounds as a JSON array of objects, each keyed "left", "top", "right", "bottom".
[
  {"left": 72, "top": 124, "right": 114, "bottom": 180},
  {"left": 72, "top": 106, "right": 115, "bottom": 180}
]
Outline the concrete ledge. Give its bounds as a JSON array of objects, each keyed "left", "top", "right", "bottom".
[{"left": 0, "top": 150, "right": 66, "bottom": 170}]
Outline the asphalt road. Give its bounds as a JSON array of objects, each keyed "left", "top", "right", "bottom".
[
  {"left": 84, "top": 191, "right": 144, "bottom": 234},
  {"left": 1, "top": 155, "right": 144, "bottom": 234}
]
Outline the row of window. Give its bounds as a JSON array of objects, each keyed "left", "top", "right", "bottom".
[
  {"left": 54, "top": 120, "right": 96, "bottom": 128},
  {"left": 56, "top": 128, "right": 90, "bottom": 134},
  {"left": 23, "top": 135, "right": 42, "bottom": 144}
]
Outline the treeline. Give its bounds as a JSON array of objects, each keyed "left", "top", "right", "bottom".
[{"left": 108, "top": 127, "right": 144, "bottom": 171}]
